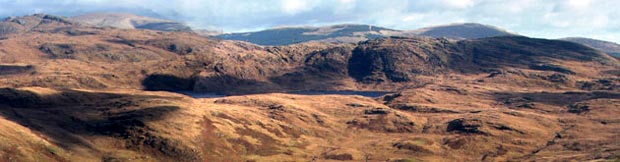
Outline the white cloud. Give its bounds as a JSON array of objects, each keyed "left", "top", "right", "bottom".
[
  {"left": 402, "top": 13, "right": 425, "bottom": 22},
  {"left": 281, "top": 0, "right": 312, "bottom": 15},
  {"left": 567, "top": 0, "right": 592, "bottom": 9},
  {"left": 442, "top": 0, "right": 475, "bottom": 9},
  {"left": 339, "top": 0, "right": 356, "bottom": 4}
]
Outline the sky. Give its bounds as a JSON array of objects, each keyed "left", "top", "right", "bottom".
[{"left": 0, "top": 0, "right": 618, "bottom": 42}]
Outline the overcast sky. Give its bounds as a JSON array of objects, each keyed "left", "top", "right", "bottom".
[{"left": 0, "top": 0, "right": 618, "bottom": 42}]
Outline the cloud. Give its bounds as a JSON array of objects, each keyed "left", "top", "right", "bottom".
[
  {"left": 0, "top": 0, "right": 618, "bottom": 42},
  {"left": 441, "top": 0, "right": 476, "bottom": 9},
  {"left": 567, "top": 0, "right": 592, "bottom": 9},
  {"left": 281, "top": 0, "right": 312, "bottom": 15}
]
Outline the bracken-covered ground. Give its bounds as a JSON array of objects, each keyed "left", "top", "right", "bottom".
[{"left": 0, "top": 14, "right": 619, "bottom": 161}]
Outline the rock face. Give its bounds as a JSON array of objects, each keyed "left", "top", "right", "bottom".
[{"left": 348, "top": 37, "right": 452, "bottom": 83}]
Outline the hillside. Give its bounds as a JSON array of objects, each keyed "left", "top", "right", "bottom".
[
  {"left": 71, "top": 13, "right": 192, "bottom": 32},
  {"left": 0, "top": 14, "right": 619, "bottom": 161},
  {"left": 3, "top": 86, "right": 618, "bottom": 161},
  {"left": 560, "top": 37, "right": 620, "bottom": 57}
]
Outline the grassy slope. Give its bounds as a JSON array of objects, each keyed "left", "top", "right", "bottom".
[{"left": 1, "top": 79, "right": 619, "bottom": 161}]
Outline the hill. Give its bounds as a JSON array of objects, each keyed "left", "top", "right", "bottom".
[
  {"left": 409, "top": 23, "right": 516, "bottom": 39},
  {"left": 560, "top": 37, "right": 620, "bottom": 57},
  {"left": 0, "top": 14, "right": 77, "bottom": 38},
  {"left": 71, "top": 13, "right": 192, "bottom": 32},
  {"left": 0, "top": 14, "right": 619, "bottom": 161}
]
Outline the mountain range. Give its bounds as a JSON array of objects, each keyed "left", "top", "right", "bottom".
[
  {"left": 218, "top": 24, "right": 402, "bottom": 46},
  {"left": 71, "top": 12, "right": 192, "bottom": 32},
  {"left": 4, "top": 12, "right": 616, "bottom": 58},
  {"left": 216, "top": 23, "right": 517, "bottom": 46},
  {"left": 0, "top": 13, "right": 619, "bottom": 161},
  {"left": 214, "top": 21, "right": 620, "bottom": 60}
]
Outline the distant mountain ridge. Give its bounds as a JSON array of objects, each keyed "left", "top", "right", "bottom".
[
  {"left": 560, "top": 37, "right": 620, "bottom": 57},
  {"left": 410, "top": 23, "right": 516, "bottom": 39},
  {"left": 217, "top": 24, "right": 402, "bottom": 46},
  {"left": 4, "top": 12, "right": 616, "bottom": 61},
  {"left": 216, "top": 23, "right": 516, "bottom": 46},
  {"left": 71, "top": 13, "right": 192, "bottom": 32}
]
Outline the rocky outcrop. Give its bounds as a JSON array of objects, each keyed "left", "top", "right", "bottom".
[
  {"left": 348, "top": 37, "right": 452, "bottom": 83},
  {"left": 0, "top": 14, "right": 78, "bottom": 37},
  {"left": 529, "top": 64, "right": 575, "bottom": 74},
  {"left": 579, "top": 78, "right": 620, "bottom": 91},
  {"left": 0, "top": 64, "right": 33, "bottom": 75},
  {"left": 39, "top": 43, "right": 78, "bottom": 59},
  {"left": 347, "top": 110, "right": 418, "bottom": 133},
  {"left": 447, "top": 118, "right": 485, "bottom": 134},
  {"left": 568, "top": 103, "right": 590, "bottom": 114},
  {"left": 392, "top": 104, "right": 461, "bottom": 113},
  {"left": 0, "top": 22, "right": 24, "bottom": 37}
]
